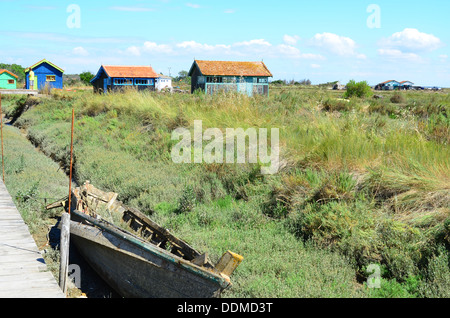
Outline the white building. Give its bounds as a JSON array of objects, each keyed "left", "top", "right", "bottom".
[{"left": 156, "top": 75, "right": 173, "bottom": 92}]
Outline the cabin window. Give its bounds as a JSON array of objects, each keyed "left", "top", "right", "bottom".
[
  {"left": 114, "top": 78, "right": 133, "bottom": 85},
  {"left": 207, "top": 77, "right": 223, "bottom": 83},
  {"left": 198, "top": 76, "right": 205, "bottom": 84},
  {"left": 135, "top": 79, "right": 149, "bottom": 85},
  {"left": 46, "top": 75, "right": 56, "bottom": 82},
  {"left": 8, "top": 80, "right": 15, "bottom": 84},
  {"left": 223, "top": 77, "right": 236, "bottom": 84},
  {"left": 206, "top": 77, "right": 218, "bottom": 83},
  {"left": 258, "top": 78, "right": 268, "bottom": 84}
]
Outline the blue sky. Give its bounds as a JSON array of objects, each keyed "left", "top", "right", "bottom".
[{"left": 1, "top": 0, "right": 449, "bottom": 86}]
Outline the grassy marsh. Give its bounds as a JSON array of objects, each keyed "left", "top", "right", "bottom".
[{"left": 2, "top": 86, "right": 449, "bottom": 297}]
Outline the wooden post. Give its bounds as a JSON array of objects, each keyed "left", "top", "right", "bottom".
[
  {"left": 68, "top": 108, "right": 74, "bottom": 213},
  {"left": 0, "top": 93, "right": 4, "bottom": 183},
  {"left": 59, "top": 212, "right": 70, "bottom": 295},
  {"left": 60, "top": 108, "right": 74, "bottom": 296}
]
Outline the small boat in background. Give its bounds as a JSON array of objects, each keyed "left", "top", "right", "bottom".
[{"left": 47, "top": 181, "right": 243, "bottom": 298}]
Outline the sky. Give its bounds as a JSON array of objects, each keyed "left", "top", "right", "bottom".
[{"left": 0, "top": 0, "right": 449, "bottom": 86}]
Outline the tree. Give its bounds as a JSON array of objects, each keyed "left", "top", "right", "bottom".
[
  {"left": 174, "top": 70, "right": 191, "bottom": 85},
  {"left": 178, "top": 70, "right": 188, "bottom": 79},
  {"left": 344, "top": 80, "right": 373, "bottom": 98},
  {"left": 0, "top": 63, "right": 25, "bottom": 82},
  {"left": 79, "top": 71, "right": 94, "bottom": 85}
]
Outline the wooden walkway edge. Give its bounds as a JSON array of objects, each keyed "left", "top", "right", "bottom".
[
  {"left": 0, "top": 89, "right": 39, "bottom": 96},
  {"left": 0, "top": 180, "right": 65, "bottom": 298}
]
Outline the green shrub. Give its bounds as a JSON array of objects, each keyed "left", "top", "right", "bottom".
[
  {"left": 176, "top": 185, "right": 197, "bottom": 213},
  {"left": 419, "top": 246, "right": 450, "bottom": 297},
  {"left": 79, "top": 71, "right": 94, "bottom": 86},
  {"left": 367, "top": 277, "right": 419, "bottom": 298},
  {"left": 344, "top": 80, "right": 373, "bottom": 98},
  {"left": 322, "top": 98, "right": 355, "bottom": 112},
  {"left": 390, "top": 92, "right": 406, "bottom": 104}
]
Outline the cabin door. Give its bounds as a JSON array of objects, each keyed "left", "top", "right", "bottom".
[
  {"left": 104, "top": 78, "right": 110, "bottom": 93},
  {"left": 247, "top": 83, "right": 253, "bottom": 97}
]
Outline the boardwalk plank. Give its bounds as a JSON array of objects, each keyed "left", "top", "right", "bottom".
[{"left": 0, "top": 181, "right": 65, "bottom": 298}]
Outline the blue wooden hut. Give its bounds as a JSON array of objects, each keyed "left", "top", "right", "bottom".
[
  {"left": 375, "top": 80, "right": 400, "bottom": 91},
  {"left": 188, "top": 60, "right": 272, "bottom": 97},
  {"left": 399, "top": 81, "right": 414, "bottom": 90},
  {"left": 25, "top": 59, "right": 64, "bottom": 90},
  {"left": 90, "top": 65, "right": 160, "bottom": 94}
]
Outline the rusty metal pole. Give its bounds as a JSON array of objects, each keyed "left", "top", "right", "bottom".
[
  {"left": 0, "top": 93, "right": 5, "bottom": 183},
  {"left": 68, "top": 108, "right": 74, "bottom": 213}
]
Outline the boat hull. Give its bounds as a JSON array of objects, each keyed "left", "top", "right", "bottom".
[{"left": 69, "top": 221, "right": 227, "bottom": 298}]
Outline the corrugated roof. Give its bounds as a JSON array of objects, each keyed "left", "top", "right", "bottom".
[
  {"left": 25, "top": 59, "right": 64, "bottom": 73},
  {"left": 0, "top": 69, "right": 18, "bottom": 79},
  {"left": 102, "top": 65, "right": 160, "bottom": 78},
  {"left": 192, "top": 60, "right": 272, "bottom": 77}
]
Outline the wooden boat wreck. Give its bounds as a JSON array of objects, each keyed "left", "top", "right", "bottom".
[{"left": 47, "top": 181, "right": 243, "bottom": 298}]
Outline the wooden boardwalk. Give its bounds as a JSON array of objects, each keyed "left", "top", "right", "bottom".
[
  {"left": 0, "top": 89, "right": 38, "bottom": 96},
  {"left": 0, "top": 180, "right": 65, "bottom": 298}
]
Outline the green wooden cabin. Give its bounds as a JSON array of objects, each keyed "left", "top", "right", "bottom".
[
  {"left": 188, "top": 60, "right": 272, "bottom": 97},
  {"left": 0, "top": 69, "right": 18, "bottom": 89}
]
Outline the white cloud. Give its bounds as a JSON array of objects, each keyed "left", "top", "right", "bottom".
[
  {"left": 177, "top": 41, "right": 231, "bottom": 52},
  {"left": 72, "top": 46, "right": 89, "bottom": 56},
  {"left": 310, "top": 32, "right": 365, "bottom": 58},
  {"left": 274, "top": 44, "right": 324, "bottom": 60},
  {"left": 125, "top": 46, "right": 142, "bottom": 56},
  {"left": 233, "top": 39, "right": 272, "bottom": 48},
  {"left": 310, "top": 64, "right": 321, "bottom": 69},
  {"left": 25, "top": 5, "right": 57, "bottom": 11},
  {"left": 283, "top": 35, "right": 300, "bottom": 45},
  {"left": 3, "top": 31, "right": 132, "bottom": 44},
  {"left": 124, "top": 38, "right": 324, "bottom": 61},
  {"left": 125, "top": 41, "right": 173, "bottom": 56},
  {"left": 377, "top": 48, "right": 422, "bottom": 62},
  {"left": 299, "top": 53, "right": 326, "bottom": 60},
  {"left": 109, "top": 6, "right": 154, "bottom": 12},
  {"left": 277, "top": 44, "right": 301, "bottom": 57},
  {"left": 224, "top": 9, "right": 235, "bottom": 14},
  {"left": 142, "top": 41, "right": 173, "bottom": 53},
  {"left": 186, "top": 3, "right": 201, "bottom": 9},
  {"left": 381, "top": 28, "right": 443, "bottom": 52}
]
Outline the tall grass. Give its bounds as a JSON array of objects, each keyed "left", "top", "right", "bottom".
[{"left": 6, "top": 87, "right": 450, "bottom": 297}]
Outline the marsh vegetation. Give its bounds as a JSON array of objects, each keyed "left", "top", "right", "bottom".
[{"left": 2, "top": 85, "right": 449, "bottom": 298}]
